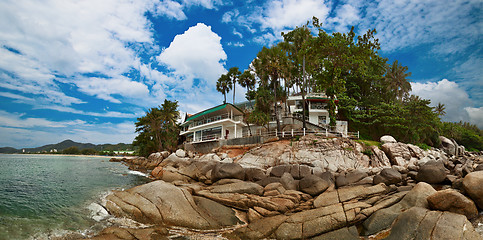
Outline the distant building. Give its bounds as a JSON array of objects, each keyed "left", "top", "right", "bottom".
[{"left": 180, "top": 103, "right": 246, "bottom": 143}]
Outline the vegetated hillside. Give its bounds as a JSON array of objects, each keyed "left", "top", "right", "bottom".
[
  {"left": 0, "top": 140, "right": 133, "bottom": 153},
  {"left": 0, "top": 147, "right": 18, "bottom": 154}
]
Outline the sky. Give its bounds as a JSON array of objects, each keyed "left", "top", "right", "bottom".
[{"left": 0, "top": 0, "right": 481, "bottom": 148}]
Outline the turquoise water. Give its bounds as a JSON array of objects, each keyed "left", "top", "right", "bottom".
[{"left": 0, "top": 154, "right": 149, "bottom": 240}]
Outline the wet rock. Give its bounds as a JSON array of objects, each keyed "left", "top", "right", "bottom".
[{"left": 427, "top": 189, "right": 478, "bottom": 219}]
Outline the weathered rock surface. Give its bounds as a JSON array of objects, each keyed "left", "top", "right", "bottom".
[
  {"left": 211, "top": 163, "right": 245, "bottom": 182},
  {"left": 416, "top": 161, "right": 447, "bottom": 184},
  {"left": 381, "top": 142, "right": 412, "bottom": 167},
  {"left": 90, "top": 226, "right": 169, "bottom": 240},
  {"left": 299, "top": 174, "right": 329, "bottom": 196},
  {"left": 373, "top": 168, "right": 402, "bottom": 185},
  {"left": 362, "top": 182, "right": 436, "bottom": 235},
  {"left": 427, "top": 189, "right": 478, "bottom": 219},
  {"left": 380, "top": 135, "right": 397, "bottom": 144},
  {"left": 385, "top": 207, "right": 482, "bottom": 240},
  {"left": 105, "top": 180, "right": 236, "bottom": 229},
  {"left": 462, "top": 171, "right": 483, "bottom": 209}
]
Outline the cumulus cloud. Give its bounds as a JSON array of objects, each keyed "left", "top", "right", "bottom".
[
  {"left": 410, "top": 79, "right": 481, "bottom": 126},
  {"left": 354, "top": 0, "right": 480, "bottom": 53},
  {"left": 157, "top": 23, "right": 227, "bottom": 86}
]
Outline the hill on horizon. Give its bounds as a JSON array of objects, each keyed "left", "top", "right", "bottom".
[{"left": 0, "top": 140, "right": 133, "bottom": 154}]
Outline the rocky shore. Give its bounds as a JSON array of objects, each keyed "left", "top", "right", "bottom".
[{"left": 97, "top": 135, "right": 483, "bottom": 239}]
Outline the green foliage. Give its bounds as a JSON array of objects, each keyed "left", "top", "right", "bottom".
[
  {"left": 81, "top": 148, "right": 97, "bottom": 155},
  {"left": 356, "top": 139, "right": 381, "bottom": 148},
  {"left": 133, "top": 99, "right": 180, "bottom": 157},
  {"left": 362, "top": 149, "right": 373, "bottom": 156},
  {"left": 440, "top": 122, "right": 483, "bottom": 151},
  {"left": 63, "top": 146, "right": 80, "bottom": 155},
  {"left": 416, "top": 143, "right": 431, "bottom": 151},
  {"left": 216, "top": 74, "right": 231, "bottom": 104}
]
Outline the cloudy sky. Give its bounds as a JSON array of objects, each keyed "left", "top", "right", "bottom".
[{"left": 0, "top": 0, "right": 481, "bottom": 148}]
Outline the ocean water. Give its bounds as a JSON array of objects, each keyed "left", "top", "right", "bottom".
[{"left": 0, "top": 154, "right": 149, "bottom": 240}]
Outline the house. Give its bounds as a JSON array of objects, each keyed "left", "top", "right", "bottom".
[
  {"left": 286, "top": 92, "right": 336, "bottom": 126},
  {"left": 180, "top": 103, "right": 246, "bottom": 143}
]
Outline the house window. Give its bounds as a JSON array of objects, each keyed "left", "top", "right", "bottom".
[
  {"left": 310, "top": 102, "right": 327, "bottom": 110},
  {"left": 295, "top": 100, "right": 303, "bottom": 109},
  {"left": 318, "top": 116, "right": 327, "bottom": 125}
]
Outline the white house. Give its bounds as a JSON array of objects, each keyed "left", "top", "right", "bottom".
[
  {"left": 180, "top": 103, "right": 246, "bottom": 143},
  {"left": 286, "top": 92, "right": 335, "bottom": 126}
]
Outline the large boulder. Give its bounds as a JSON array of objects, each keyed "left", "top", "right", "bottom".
[
  {"left": 416, "top": 161, "right": 447, "bottom": 184},
  {"left": 244, "top": 168, "right": 266, "bottom": 182},
  {"left": 105, "top": 180, "right": 233, "bottom": 229},
  {"left": 373, "top": 168, "right": 402, "bottom": 185},
  {"left": 380, "top": 135, "right": 397, "bottom": 144},
  {"left": 336, "top": 169, "right": 368, "bottom": 187},
  {"left": 211, "top": 163, "right": 245, "bottom": 182},
  {"left": 362, "top": 182, "right": 436, "bottom": 235},
  {"left": 209, "top": 179, "right": 264, "bottom": 195},
  {"left": 427, "top": 189, "right": 478, "bottom": 219},
  {"left": 439, "top": 136, "right": 457, "bottom": 156},
  {"left": 381, "top": 142, "right": 412, "bottom": 167},
  {"left": 462, "top": 171, "right": 483, "bottom": 209},
  {"left": 384, "top": 207, "right": 481, "bottom": 240},
  {"left": 175, "top": 149, "right": 186, "bottom": 158},
  {"left": 299, "top": 175, "right": 329, "bottom": 196}
]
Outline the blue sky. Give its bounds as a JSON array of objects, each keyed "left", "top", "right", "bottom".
[{"left": 0, "top": 0, "right": 481, "bottom": 148}]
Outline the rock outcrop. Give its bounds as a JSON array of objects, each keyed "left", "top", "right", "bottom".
[{"left": 96, "top": 135, "right": 483, "bottom": 240}]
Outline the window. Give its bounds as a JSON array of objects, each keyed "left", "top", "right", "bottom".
[
  {"left": 318, "top": 116, "right": 327, "bottom": 125},
  {"left": 295, "top": 100, "right": 303, "bottom": 109},
  {"left": 310, "top": 102, "right": 327, "bottom": 110}
]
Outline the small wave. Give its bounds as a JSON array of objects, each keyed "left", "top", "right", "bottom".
[{"left": 127, "top": 170, "right": 149, "bottom": 177}]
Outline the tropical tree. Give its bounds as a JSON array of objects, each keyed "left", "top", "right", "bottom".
[
  {"left": 227, "top": 67, "right": 241, "bottom": 104},
  {"left": 216, "top": 74, "right": 231, "bottom": 104},
  {"left": 434, "top": 102, "right": 446, "bottom": 117},
  {"left": 384, "top": 60, "right": 412, "bottom": 102},
  {"left": 133, "top": 99, "right": 180, "bottom": 157},
  {"left": 239, "top": 70, "right": 256, "bottom": 100}
]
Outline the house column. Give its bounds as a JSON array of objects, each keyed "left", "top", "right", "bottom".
[{"left": 235, "top": 124, "right": 237, "bottom": 138}]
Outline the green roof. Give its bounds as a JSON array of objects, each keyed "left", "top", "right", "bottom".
[
  {"left": 186, "top": 104, "right": 227, "bottom": 122},
  {"left": 183, "top": 103, "right": 244, "bottom": 125}
]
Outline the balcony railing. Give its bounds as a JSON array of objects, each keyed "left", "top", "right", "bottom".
[{"left": 189, "top": 113, "right": 243, "bottom": 128}]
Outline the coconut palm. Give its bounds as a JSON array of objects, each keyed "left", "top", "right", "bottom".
[
  {"left": 228, "top": 67, "right": 241, "bottom": 104},
  {"left": 385, "top": 60, "right": 412, "bottom": 101},
  {"left": 434, "top": 102, "right": 446, "bottom": 117},
  {"left": 216, "top": 74, "right": 231, "bottom": 104},
  {"left": 239, "top": 70, "right": 256, "bottom": 100}
]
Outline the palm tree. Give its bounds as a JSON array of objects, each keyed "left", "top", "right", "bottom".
[
  {"left": 385, "top": 60, "right": 412, "bottom": 101},
  {"left": 216, "top": 74, "right": 231, "bottom": 104},
  {"left": 239, "top": 70, "right": 256, "bottom": 100},
  {"left": 227, "top": 67, "right": 241, "bottom": 104},
  {"left": 434, "top": 102, "right": 446, "bottom": 117}
]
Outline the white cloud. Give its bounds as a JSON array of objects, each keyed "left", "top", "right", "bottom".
[
  {"left": 0, "top": 110, "right": 85, "bottom": 128},
  {"left": 465, "top": 107, "right": 483, "bottom": 129},
  {"left": 257, "top": 0, "right": 330, "bottom": 32},
  {"left": 354, "top": 0, "right": 481, "bottom": 53},
  {"left": 75, "top": 77, "right": 150, "bottom": 104},
  {"left": 227, "top": 42, "right": 245, "bottom": 47},
  {"left": 157, "top": 23, "right": 227, "bottom": 86},
  {"left": 154, "top": 0, "right": 187, "bottom": 20},
  {"left": 326, "top": 3, "right": 360, "bottom": 33},
  {"left": 233, "top": 28, "right": 243, "bottom": 38},
  {"left": 410, "top": 79, "right": 475, "bottom": 123}
]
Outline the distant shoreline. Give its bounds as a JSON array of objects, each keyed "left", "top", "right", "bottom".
[{"left": 0, "top": 153, "right": 129, "bottom": 158}]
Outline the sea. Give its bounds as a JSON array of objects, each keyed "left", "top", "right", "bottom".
[{"left": 0, "top": 154, "right": 149, "bottom": 240}]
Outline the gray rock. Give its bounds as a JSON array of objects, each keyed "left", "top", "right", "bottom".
[
  {"left": 416, "top": 161, "right": 447, "bottom": 184},
  {"left": 175, "top": 149, "right": 186, "bottom": 158},
  {"left": 362, "top": 182, "right": 436, "bottom": 235},
  {"left": 270, "top": 164, "right": 290, "bottom": 177},
  {"left": 280, "top": 172, "right": 298, "bottom": 190},
  {"left": 209, "top": 179, "right": 264, "bottom": 195},
  {"left": 245, "top": 167, "right": 266, "bottom": 182},
  {"left": 299, "top": 175, "right": 329, "bottom": 196},
  {"left": 211, "top": 163, "right": 245, "bottom": 182},
  {"left": 373, "top": 168, "right": 402, "bottom": 185},
  {"left": 193, "top": 196, "right": 242, "bottom": 226},
  {"left": 385, "top": 207, "right": 481, "bottom": 240},
  {"left": 439, "top": 136, "right": 457, "bottom": 156},
  {"left": 105, "top": 180, "right": 224, "bottom": 229},
  {"left": 381, "top": 142, "right": 412, "bottom": 167},
  {"left": 380, "top": 135, "right": 397, "bottom": 144},
  {"left": 310, "top": 226, "right": 359, "bottom": 240}
]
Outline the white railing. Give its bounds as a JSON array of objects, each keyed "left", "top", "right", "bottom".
[
  {"left": 242, "top": 128, "right": 359, "bottom": 139},
  {"left": 189, "top": 113, "right": 243, "bottom": 128}
]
